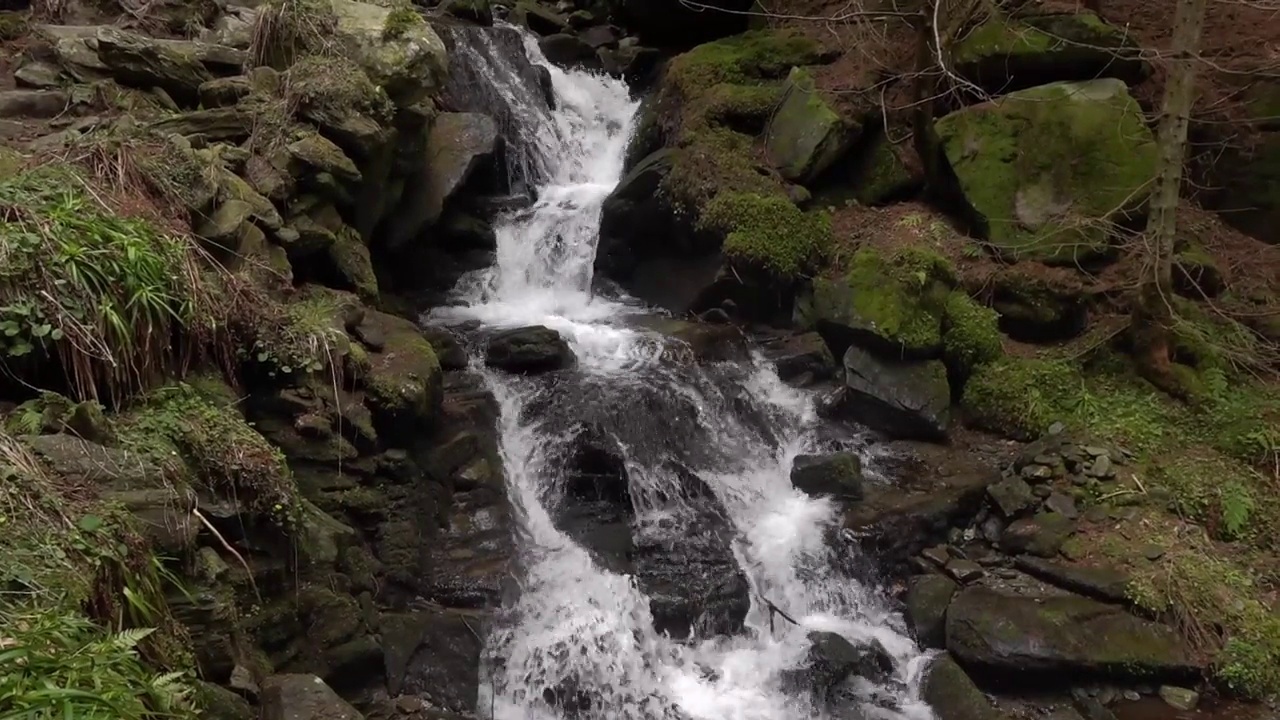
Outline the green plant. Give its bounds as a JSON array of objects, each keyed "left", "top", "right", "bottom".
[
  {"left": 0, "top": 163, "right": 235, "bottom": 404},
  {"left": 0, "top": 606, "right": 195, "bottom": 719},
  {"left": 250, "top": 0, "right": 340, "bottom": 70}
]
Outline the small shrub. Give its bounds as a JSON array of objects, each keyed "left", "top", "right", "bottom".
[{"left": 382, "top": 4, "right": 422, "bottom": 39}]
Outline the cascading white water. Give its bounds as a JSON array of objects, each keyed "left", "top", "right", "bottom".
[{"left": 432, "top": 27, "right": 937, "bottom": 720}]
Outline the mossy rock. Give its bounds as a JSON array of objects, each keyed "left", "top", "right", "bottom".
[
  {"left": 699, "top": 192, "right": 831, "bottom": 277},
  {"left": 934, "top": 79, "right": 1157, "bottom": 265},
  {"left": 805, "top": 247, "right": 955, "bottom": 359},
  {"left": 951, "top": 12, "right": 1148, "bottom": 93},
  {"left": 0, "top": 10, "right": 30, "bottom": 42},
  {"left": 848, "top": 130, "right": 917, "bottom": 205},
  {"left": 664, "top": 29, "right": 827, "bottom": 95},
  {"left": 922, "top": 655, "right": 1009, "bottom": 720},
  {"left": 945, "top": 585, "right": 1198, "bottom": 681},
  {"left": 322, "top": 224, "right": 380, "bottom": 302},
  {"left": 987, "top": 268, "right": 1088, "bottom": 341},
  {"left": 942, "top": 291, "right": 1003, "bottom": 379},
  {"left": 1172, "top": 242, "right": 1225, "bottom": 298},
  {"left": 360, "top": 310, "right": 442, "bottom": 443},
  {"left": 764, "top": 66, "right": 857, "bottom": 184}
]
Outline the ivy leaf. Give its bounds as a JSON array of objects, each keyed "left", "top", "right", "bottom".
[
  {"left": 31, "top": 324, "right": 51, "bottom": 338},
  {"left": 50, "top": 328, "right": 63, "bottom": 341}
]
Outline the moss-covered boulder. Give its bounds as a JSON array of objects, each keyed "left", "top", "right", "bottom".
[
  {"left": 951, "top": 12, "right": 1148, "bottom": 93},
  {"left": 805, "top": 248, "right": 954, "bottom": 359},
  {"left": 945, "top": 586, "right": 1198, "bottom": 681},
  {"left": 986, "top": 269, "right": 1088, "bottom": 341},
  {"left": 360, "top": 310, "right": 442, "bottom": 443},
  {"left": 595, "top": 30, "right": 835, "bottom": 320},
  {"left": 960, "top": 356, "right": 1078, "bottom": 439},
  {"left": 905, "top": 574, "right": 957, "bottom": 650},
  {"left": 94, "top": 27, "right": 214, "bottom": 106},
  {"left": 934, "top": 79, "right": 1157, "bottom": 265},
  {"left": 1213, "top": 132, "right": 1280, "bottom": 244},
  {"left": 765, "top": 67, "right": 858, "bottom": 184}
]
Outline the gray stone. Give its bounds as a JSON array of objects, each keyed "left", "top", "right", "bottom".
[
  {"left": 388, "top": 112, "right": 498, "bottom": 249},
  {"left": 923, "top": 654, "right": 1010, "bottom": 720},
  {"left": 1021, "top": 463, "right": 1055, "bottom": 482},
  {"left": 1045, "top": 492, "right": 1079, "bottom": 519},
  {"left": 0, "top": 90, "right": 70, "bottom": 119},
  {"left": 765, "top": 66, "right": 857, "bottom": 184},
  {"left": 14, "top": 61, "right": 64, "bottom": 89},
  {"left": 1086, "top": 454, "right": 1114, "bottom": 478},
  {"left": 945, "top": 559, "right": 985, "bottom": 584},
  {"left": 485, "top": 326, "right": 576, "bottom": 375},
  {"left": 922, "top": 545, "right": 950, "bottom": 567},
  {"left": 789, "top": 452, "right": 862, "bottom": 500},
  {"left": 1157, "top": 685, "right": 1198, "bottom": 710},
  {"left": 987, "top": 476, "right": 1036, "bottom": 518},
  {"left": 946, "top": 586, "right": 1198, "bottom": 681},
  {"left": 259, "top": 675, "right": 363, "bottom": 720},
  {"left": 1000, "top": 512, "right": 1076, "bottom": 557},
  {"left": 831, "top": 346, "right": 951, "bottom": 441},
  {"left": 1013, "top": 556, "right": 1129, "bottom": 604}
]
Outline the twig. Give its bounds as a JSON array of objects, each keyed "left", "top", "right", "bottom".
[{"left": 192, "top": 506, "right": 261, "bottom": 602}]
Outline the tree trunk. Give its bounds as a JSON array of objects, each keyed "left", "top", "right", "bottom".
[{"left": 1132, "top": 0, "right": 1206, "bottom": 396}]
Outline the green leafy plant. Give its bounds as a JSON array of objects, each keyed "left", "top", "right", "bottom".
[{"left": 0, "top": 606, "right": 194, "bottom": 720}]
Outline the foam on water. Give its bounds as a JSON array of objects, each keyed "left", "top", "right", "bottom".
[{"left": 430, "top": 25, "right": 936, "bottom": 720}]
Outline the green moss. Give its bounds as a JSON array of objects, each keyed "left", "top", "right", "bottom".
[
  {"left": 961, "top": 356, "right": 1082, "bottom": 438},
  {"left": 382, "top": 4, "right": 423, "bottom": 39},
  {"left": 699, "top": 83, "right": 785, "bottom": 131},
  {"left": 1123, "top": 534, "right": 1280, "bottom": 698},
  {"left": 118, "top": 384, "right": 297, "bottom": 524},
  {"left": 934, "top": 79, "right": 1157, "bottom": 264},
  {"left": 942, "top": 291, "right": 1003, "bottom": 377},
  {"left": 247, "top": 289, "right": 352, "bottom": 381},
  {"left": 0, "top": 10, "right": 30, "bottom": 41},
  {"left": 853, "top": 133, "right": 914, "bottom": 205},
  {"left": 811, "top": 248, "right": 955, "bottom": 355},
  {"left": 699, "top": 192, "right": 830, "bottom": 276},
  {"left": 666, "top": 30, "right": 825, "bottom": 96},
  {"left": 952, "top": 12, "right": 1131, "bottom": 66},
  {"left": 663, "top": 126, "right": 782, "bottom": 210}
]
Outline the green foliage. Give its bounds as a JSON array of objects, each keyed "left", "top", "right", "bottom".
[
  {"left": 700, "top": 192, "right": 831, "bottom": 276},
  {"left": 942, "top": 291, "right": 1003, "bottom": 376},
  {"left": 245, "top": 292, "right": 351, "bottom": 381},
  {"left": 1124, "top": 537, "right": 1280, "bottom": 699},
  {"left": 286, "top": 54, "right": 393, "bottom": 126},
  {"left": 382, "top": 4, "right": 423, "bottom": 39},
  {"left": 0, "top": 607, "right": 195, "bottom": 719},
  {"left": 962, "top": 356, "right": 1080, "bottom": 438},
  {"left": 0, "top": 163, "right": 230, "bottom": 404},
  {"left": 118, "top": 385, "right": 297, "bottom": 524}
]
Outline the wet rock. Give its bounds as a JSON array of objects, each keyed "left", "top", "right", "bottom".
[
  {"left": 361, "top": 310, "right": 444, "bottom": 443},
  {"left": 785, "top": 631, "right": 894, "bottom": 699},
  {"left": 325, "top": 0, "right": 447, "bottom": 107},
  {"left": 564, "top": 423, "right": 631, "bottom": 505},
  {"left": 905, "top": 574, "right": 957, "bottom": 649},
  {"left": 1157, "top": 685, "right": 1198, "bottom": 711},
  {"left": 923, "top": 654, "right": 1009, "bottom": 720},
  {"left": 484, "top": 325, "right": 576, "bottom": 374},
  {"left": 757, "top": 331, "right": 836, "bottom": 384},
  {"left": 513, "top": 1, "right": 567, "bottom": 35},
  {"left": 260, "top": 675, "right": 363, "bottom": 720},
  {"left": 381, "top": 609, "right": 484, "bottom": 713},
  {"left": 824, "top": 346, "right": 950, "bottom": 441},
  {"left": 440, "top": 0, "right": 493, "bottom": 25},
  {"left": 999, "top": 512, "right": 1075, "bottom": 557},
  {"left": 790, "top": 452, "right": 863, "bottom": 500},
  {"left": 386, "top": 112, "right": 498, "bottom": 249},
  {"left": 632, "top": 317, "right": 749, "bottom": 363},
  {"left": 987, "top": 476, "right": 1036, "bottom": 518},
  {"left": 1012, "top": 557, "right": 1129, "bottom": 604},
  {"left": 541, "top": 33, "right": 598, "bottom": 68},
  {"left": 945, "top": 586, "right": 1197, "bottom": 682},
  {"left": 1044, "top": 492, "right": 1079, "bottom": 519},
  {"left": 192, "top": 681, "right": 254, "bottom": 720}
]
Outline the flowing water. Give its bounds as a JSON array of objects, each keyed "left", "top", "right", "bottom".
[{"left": 430, "top": 28, "right": 936, "bottom": 720}]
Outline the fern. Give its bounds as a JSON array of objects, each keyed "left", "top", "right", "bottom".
[{"left": 1219, "top": 481, "right": 1256, "bottom": 541}]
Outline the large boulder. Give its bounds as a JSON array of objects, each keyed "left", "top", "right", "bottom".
[
  {"left": 328, "top": 0, "right": 447, "bottom": 107},
  {"left": 484, "top": 326, "right": 576, "bottom": 374},
  {"left": 608, "top": 0, "right": 755, "bottom": 47},
  {"left": 94, "top": 27, "right": 214, "bottom": 106},
  {"left": 945, "top": 586, "right": 1198, "bottom": 682},
  {"left": 360, "top": 310, "right": 443, "bottom": 443},
  {"left": 790, "top": 452, "right": 863, "bottom": 500},
  {"left": 923, "top": 655, "right": 1010, "bottom": 720},
  {"left": 259, "top": 675, "right": 363, "bottom": 720},
  {"left": 934, "top": 79, "right": 1157, "bottom": 265},
  {"left": 386, "top": 112, "right": 499, "bottom": 249},
  {"left": 783, "top": 631, "right": 894, "bottom": 700},
  {"left": 951, "top": 12, "right": 1148, "bottom": 93},
  {"left": 905, "top": 573, "right": 957, "bottom": 649},
  {"left": 823, "top": 346, "right": 951, "bottom": 441},
  {"left": 765, "top": 67, "right": 858, "bottom": 184}
]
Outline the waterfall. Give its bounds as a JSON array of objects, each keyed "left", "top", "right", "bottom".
[{"left": 430, "top": 26, "right": 936, "bottom": 720}]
